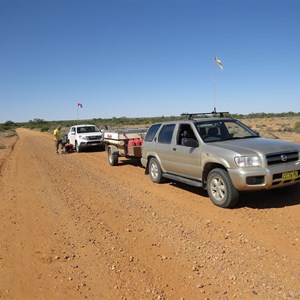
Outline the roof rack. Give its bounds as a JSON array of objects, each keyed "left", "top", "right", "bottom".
[{"left": 181, "top": 111, "right": 229, "bottom": 120}]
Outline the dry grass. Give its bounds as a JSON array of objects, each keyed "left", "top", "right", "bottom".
[{"left": 243, "top": 116, "right": 300, "bottom": 143}]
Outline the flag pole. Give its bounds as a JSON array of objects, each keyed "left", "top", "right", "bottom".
[{"left": 214, "top": 55, "right": 217, "bottom": 113}]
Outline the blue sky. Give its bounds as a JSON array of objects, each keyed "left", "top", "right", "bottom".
[{"left": 0, "top": 0, "right": 299, "bottom": 123}]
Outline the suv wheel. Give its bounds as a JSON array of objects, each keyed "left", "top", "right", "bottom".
[
  {"left": 207, "top": 168, "right": 239, "bottom": 208},
  {"left": 75, "top": 141, "right": 81, "bottom": 153},
  {"left": 149, "top": 158, "right": 164, "bottom": 183}
]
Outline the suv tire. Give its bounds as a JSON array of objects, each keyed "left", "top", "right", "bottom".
[
  {"left": 75, "top": 141, "right": 81, "bottom": 153},
  {"left": 207, "top": 168, "right": 239, "bottom": 208},
  {"left": 149, "top": 158, "right": 165, "bottom": 183}
]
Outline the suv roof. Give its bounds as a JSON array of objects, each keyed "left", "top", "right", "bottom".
[
  {"left": 150, "top": 117, "right": 235, "bottom": 126},
  {"left": 181, "top": 111, "right": 229, "bottom": 120},
  {"left": 73, "top": 124, "right": 97, "bottom": 127}
]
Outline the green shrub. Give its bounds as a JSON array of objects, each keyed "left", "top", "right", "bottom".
[
  {"left": 283, "top": 127, "right": 294, "bottom": 132},
  {"left": 0, "top": 120, "right": 17, "bottom": 131},
  {"left": 4, "top": 130, "right": 18, "bottom": 137},
  {"left": 295, "top": 122, "right": 300, "bottom": 133},
  {"left": 40, "top": 126, "right": 50, "bottom": 132}
]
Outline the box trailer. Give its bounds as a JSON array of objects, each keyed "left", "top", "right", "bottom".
[{"left": 102, "top": 128, "right": 147, "bottom": 166}]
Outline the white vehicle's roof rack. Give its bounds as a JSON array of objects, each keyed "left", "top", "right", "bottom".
[{"left": 181, "top": 111, "right": 229, "bottom": 120}]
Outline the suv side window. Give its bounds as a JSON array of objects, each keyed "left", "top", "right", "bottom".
[
  {"left": 177, "top": 124, "right": 197, "bottom": 145},
  {"left": 158, "top": 124, "right": 175, "bottom": 144},
  {"left": 145, "top": 124, "right": 161, "bottom": 142}
]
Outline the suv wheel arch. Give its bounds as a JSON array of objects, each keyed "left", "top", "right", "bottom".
[
  {"left": 207, "top": 168, "right": 239, "bottom": 208},
  {"left": 148, "top": 157, "right": 166, "bottom": 183},
  {"left": 202, "top": 162, "right": 227, "bottom": 189}
]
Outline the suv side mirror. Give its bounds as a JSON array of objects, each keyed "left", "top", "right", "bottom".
[{"left": 182, "top": 138, "right": 199, "bottom": 148}]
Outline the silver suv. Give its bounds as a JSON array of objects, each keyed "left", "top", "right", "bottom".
[{"left": 141, "top": 116, "right": 300, "bottom": 208}]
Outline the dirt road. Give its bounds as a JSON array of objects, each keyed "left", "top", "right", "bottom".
[{"left": 0, "top": 128, "right": 299, "bottom": 300}]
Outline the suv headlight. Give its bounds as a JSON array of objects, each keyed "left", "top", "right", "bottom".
[
  {"left": 234, "top": 156, "right": 262, "bottom": 167},
  {"left": 79, "top": 135, "right": 88, "bottom": 140}
]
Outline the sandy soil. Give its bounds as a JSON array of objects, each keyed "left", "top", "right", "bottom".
[{"left": 0, "top": 125, "right": 300, "bottom": 300}]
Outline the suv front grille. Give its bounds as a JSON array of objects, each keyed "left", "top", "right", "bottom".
[
  {"left": 266, "top": 151, "right": 299, "bottom": 165},
  {"left": 88, "top": 135, "right": 101, "bottom": 141}
]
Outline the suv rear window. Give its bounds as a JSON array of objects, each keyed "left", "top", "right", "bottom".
[
  {"left": 145, "top": 124, "right": 161, "bottom": 142},
  {"left": 158, "top": 124, "right": 175, "bottom": 144}
]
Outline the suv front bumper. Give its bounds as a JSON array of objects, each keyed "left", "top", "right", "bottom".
[
  {"left": 79, "top": 140, "right": 103, "bottom": 148},
  {"left": 228, "top": 162, "right": 300, "bottom": 191}
]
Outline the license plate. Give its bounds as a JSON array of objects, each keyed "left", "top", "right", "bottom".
[{"left": 282, "top": 170, "right": 298, "bottom": 180}]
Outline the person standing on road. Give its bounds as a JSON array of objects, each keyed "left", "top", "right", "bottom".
[{"left": 54, "top": 126, "right": 63, "bottom": 154}]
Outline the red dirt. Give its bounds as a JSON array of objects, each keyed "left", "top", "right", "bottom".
[{"left": 0, "top": 128, "right": 299, "bottom": 299}]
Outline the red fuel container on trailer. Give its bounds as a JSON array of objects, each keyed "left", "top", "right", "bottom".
[
  {"left": 128, "top": 139, "right": 136, "bottom": 147},
  {"left": 134, "top": 138, "right": 142, "bottom": 146}
]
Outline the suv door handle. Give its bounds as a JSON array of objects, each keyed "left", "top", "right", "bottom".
[{"left": 172, "top": 147, "right": 176, "bottom": 151}]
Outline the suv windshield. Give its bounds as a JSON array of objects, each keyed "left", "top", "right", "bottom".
[
  {"left": 196, "top": 119, "right": 259, "bottom": 143},
  {"left": 77, "top": 126, "right": 99, "bottom": 133}
]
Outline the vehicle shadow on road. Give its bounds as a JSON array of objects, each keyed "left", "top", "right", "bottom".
[
  {"left": 168, "top": 182, "right": 208, "bottom": 197},
  {"left": 74, "top": 146, "right": 105, "bottom": 154},
  {"left": 237, "top": 189, "right": 300, "bottom": 209},
  {"left": 169, "top": 182, "right": 300, "bottom": 209},
  {"left": 78, "top": 146, "right": 106, "bottom": 153},
  {"left": 117, "top": 158, "right": 143, "bottom": 167}
]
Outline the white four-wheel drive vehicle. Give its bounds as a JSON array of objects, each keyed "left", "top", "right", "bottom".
[{"left": 67, "top": 124, "right": 103, "bottom": 152}]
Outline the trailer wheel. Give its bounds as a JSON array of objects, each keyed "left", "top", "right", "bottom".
[
  {"left": 108, "top": 148, "right": 118, "bottom": 166},
  {"left": 207, "top": 168, "right": 239, "bottom": 208},
  {"left": 149, "top": 158, "right": 165, "bottom": 183}
]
